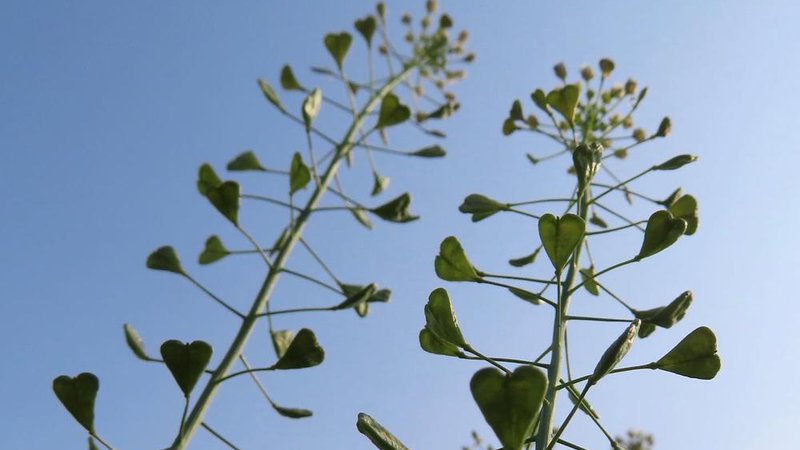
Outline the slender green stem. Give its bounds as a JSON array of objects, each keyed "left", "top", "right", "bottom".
[
  {"left": 463, "top": 345, "right": 512, "bottom": 375},
  {"left": 507, "top": 208, "right": 541, "bottom": 220},
  {"left": 477, "top": 278, "right": 557, "bottom": 308},
  {"left": 478, "top": 271, "right": 556, "bottom": 285},
  {"left": 201, "top": 423, "right": 241, "bottom": 450},
  {"left": 589, "top": 167, "right": 654, "bottom": 205},
  {"left": 216, "top": 366, "right": 278, "bottom": 384},
  {"left": 586, "top": 221, "right": 647, "bottom": 235},
  {"left": 459, "top": 354, "right": 549, "bottom": 370},
  {"left": 178, "top": 396, "right": 190, "bottom": 440},
  {"left": 596, "top": 282, "right": 637, "bottom": 313},
  {"left": 280, "top": 268, "right": 342, "bottom": 294},
  {"left": 183, "top": 275, "right": 245, "bottom": 319},
  {"left": 90, "top": 434, "right": 117, "bottom": 450},
  {"left": 507, "top": 197, "right": 573, "bottom": 208},
  {"left": 569, "top": 258, "right": 637, "bottom": 296},
  {"left": 533, "top": 345, "right": 552, "bottom": 364},
  {"left": 241, "top": 194, "right": 301, "bottom": 211},
  {"left": 255, "top": 305, "right": 334, "bottom": 318},
  {"left": 591, "top": 182, "right": 660, "bottom": 204},
  {"left": 566, "top": 315, "right": 632, "bottom": 323},
  {"left": 593, "top": 202, "right": 644, "bottom": 231},
  {"left": 547, "top": 384, "right": 590, "bottom": 450},
  {"left": 556, "top": 363, "right": 656, "bottom": 390},
  {"left": 171, "top": 64, "right": 418, "bottom": 450}
]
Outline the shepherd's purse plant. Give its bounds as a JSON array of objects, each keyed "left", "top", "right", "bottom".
[{"left": 52, "top": 2, "right": 472, "bottom": 449}]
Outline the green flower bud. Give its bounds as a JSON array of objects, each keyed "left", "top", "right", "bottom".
[
  {"left": 599, "top": 58, "right": 615, "bottom": 78},
  {"left": 622, "top": 116, "right": 633, "bottom": 129},
  {"left": 426, "top": 0, "right": 438, "bottom": 13},
  {"left": 464, "top": 53, "right": 476, "bottom": 63},
  {"left": 625, "top": 78, "right": 637, "bottom": 95},
  {"left": 554, "top": 62, "right": 567, "bottom": 81},
  {"left": 458, "top": 30, "right": 469, "bottom": 43},
  {"left": 633, "top": 128, "right": 647, "bottom": 142},
  {"left": 581, "top": 65, "right": 595, "bottom": 81},
  {"left": 404, "top": 31, "right": 413, "bottom": 42},
  {"left": 421, "top": 17, "right": 430, "bottom": 28},
  {"left": 526, "top": 114, "right": 539, "bottom": 128},
  {"left": 610, "top": 84, "right": 624, "bottom": 98}
]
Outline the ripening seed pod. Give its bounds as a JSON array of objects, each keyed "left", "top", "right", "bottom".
[
  {"left": 655, "top": 117, "right": 672, "bottom": 137},
  {"left": 625, "top": 78, "right": 637, "bottom": 95},
  {"left": 554, "top": 62, "right": 567, "bottom": 81},
  {"left": 581, "top": 65, "right": 595, "bottom": 81}
]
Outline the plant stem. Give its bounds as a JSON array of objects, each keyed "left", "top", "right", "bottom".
[
  {"left": 170, "top": 65, "right": 417, "bottom": 450},
  {"left": 201, "top": 423, "right": 241, "bottom": 450},
  {"left": 547, "top": 384, "right": 590, "bottom": 450},
  {"left": 90, "top": 434, "right": 117, "bottom": 450},
  {"left": 536, "top": 189, "right": 590, "bottom": 450}
]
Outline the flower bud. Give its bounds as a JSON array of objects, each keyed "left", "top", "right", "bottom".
[
  {"left": 554, "top": 62, "right": 567, "bottom": 81},
  {"left": 378, "top": 44, "right": 388, "bottom": 55},
  {"left": 426, "top": 0, "right": 438, "bottom": 13},
  {"left": 625, "top": 78, "right": 637, "bottom": 95},
  {"left": 581, "top": 65, "right": 594, "bottom": 81},
  {"left": 622, "top": 116, "right": 633, "bottom": 129},
  {"left": 458, "top": 30, "right": 469, "bottom": 43},
  {"left": 404, "top": 32, "right": 414, "bottom": 42},
  {"left": 633, "top": 128, "right": 647, "bottom": 142},
  {"left": 421, "top": 17, "right": 430, "bottom": 28},
  {"left": 401, "top": 13, "right": 412, "bottom": 25},
  {"left": 610, "top": 84, "right": 624, "bottom": 98},
  {"left": 526, "top": 114, "right": 539, "bottom": 128},
  {"left": 464, "top": 53, "right": 476, "bottom": 63},
  {"left": 599, "top": 58, "right": 615, "bottom": 78}
]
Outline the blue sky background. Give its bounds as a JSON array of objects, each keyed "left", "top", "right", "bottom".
[{"left": 2, "top": 1, "right": 799, "bottom": 449}]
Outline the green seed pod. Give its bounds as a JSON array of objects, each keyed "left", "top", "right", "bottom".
[
  {"left": 655, "top": 117, "right": 672, "bottom": 137},
  {"left": 581, "top": 65, "right": 594, "bottom": 81},
  {"left": 376, "top": 2, "right": 386, "bottom": 21},
  {"left": 589, "top": 320, "right": 641, "bottom": 385},
  {"left": 554, "top": 62, "right": 567, "bottom": 81}
]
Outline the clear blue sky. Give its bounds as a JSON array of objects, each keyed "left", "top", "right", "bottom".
[{"left": 2, "top": 1, "right": 798, "bottom": 449}]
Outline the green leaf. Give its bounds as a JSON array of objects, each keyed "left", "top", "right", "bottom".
[
  {"left": 199, "top": 235, "right": 229, "bottom": 265},
  {"left": 271, "top": 328, "right": 325, "bottom": 370},
  {"left": 354, "top": 16, "right": 377, "bottom": 45},
  {"left": 580, "top": 266, "right": 600, "bottom": 296},
  {"left": 146, "top": 246, "right": 185, "bottom": 275},
  {"left": 434, "top": 236, "right": 480, "bottom": 282},
  {"left": 356, "top": 413, "right": 411, "bottom": 450},
  {"left": 538, "top": 213, "right": 586, "bottom": 272},
  {"left": 458, "top": 194, "right": 508, "bottom": 222},
  {"left": 227, "top": 150, "right": 266, "bottom": 172},
  {"left": 470, "top": 365, "right": 548, "bottom": 450},
  {"left": 53, "top": 372, "right": 99, "bottom": 432},
  {"left": 371, "top": 173, "right": 390, "bottom": 196},
  {"left": 530, "top": 89, "right": 549, "bottom": 113},
  {"left": 419, "top": 328, "right": 465, "bottom": 357},
  {"left": 656, "top": 326, "right": 721, "bottom": 379},
  {"left": 508, "top": 247, "right": 540, "bottom": 268},
  {"left": 635, "top": 291, "right": 693, "bottom": 338},
  {"left": 302, "top": 88, "right": 323, "bottom": 132},
  {"left": 160, "top": 340, "right": 213, "bottom": 397},
  {"left": 270, "top": 330, "right": 295, "bottom": 359},
  {"left": 289, "top": 152, "right": 311, "bottom": 195},
  {"left": 422, "top": 101, "right": 460, "bottom": 121},
  {"left": 636, "top": 210, "right": 687, "bottom": 260},
  {"left": 376, "top": 93, "right": 411, "bottom": 128},
  {"left": 257, "top": 78, "right": 285, "bottom": 112},
  {"left": 546, "top": 84, "right": 580, "bottom": 126},
  {"left": 409, "top": 145, "right": 446, "bottom": 158},
  {"left": 123, "top": 323, "right": 151, "bottom": 361},
  {"left": 324, "top": 32, "right": 353, "bottom": 70},
  {"left": 272, "top": 402, "right": 313, "bottom": 419},
  {"left": 197, "top": 163, "right": 222, "bottom": 196},
  {"left": 507, "top": 287, "right": 542, "bottom": 305},
  {"left": 654, "top": 154, "right": 698, "bottom": 171},
  {"left": 350, "top": 208, "right": 374, "bottom": 230},
  {"left": 280, "top": 65, "right": 304, "bottom": 91},
  {"left": 590, "top": 320, "right": 640, "bottom": 384},
  {"left": 335, "top": 283, "right": 378, "bottom": 310},
  {"left": 370, "top": 193, "right": 418, "bottom": 223},
  {"left": 423, "top": 288, "right": 467, "bottom": 347},
  {"left": 668, "top": 194, "right": 699, "bottom": 235},
  {"left": 206, "top": 181, "right": 240, "bottom": 226}
]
